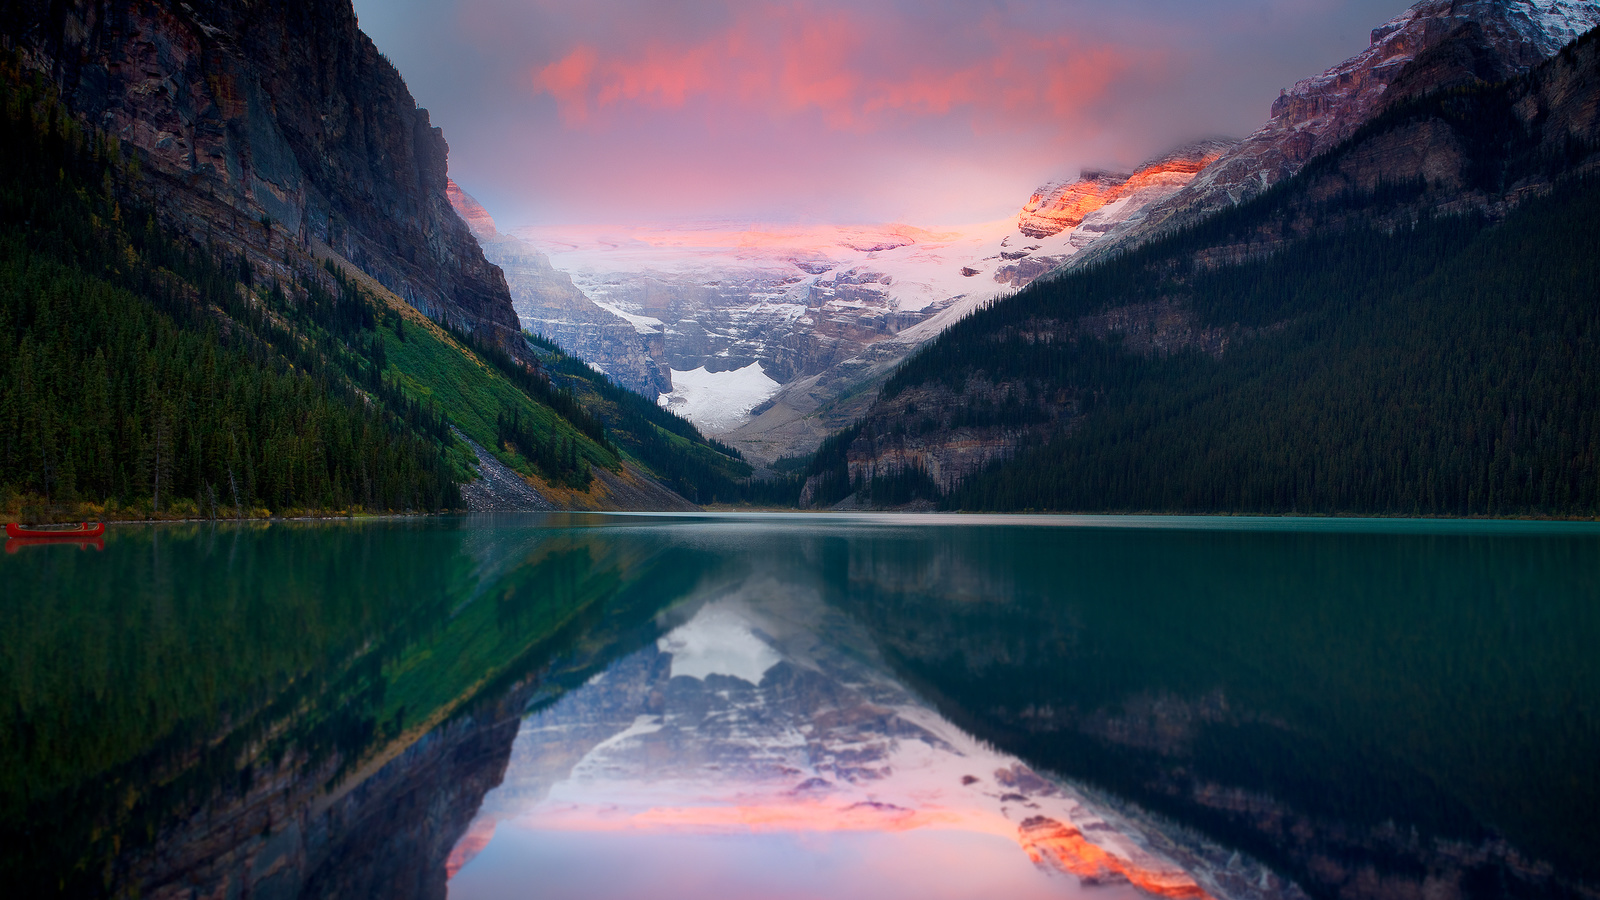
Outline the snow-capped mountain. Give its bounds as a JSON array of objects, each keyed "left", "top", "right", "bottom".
[
  {"left": 493, "top": 142, "right": 1229, "bottom": 460},
  {"left": 446, "top": 585, "right": 1300, "bottom": 900},
  {"left": 1002, "top": 140, "right": 1234, "bottom": 285},
  {"left": 449, "top": 180, "right": 673, "bottom": 397},
  {"left": 1067, "top": 0, "right": 1600, "bottom": 270},
  {"left": 452, "top": 3, "right": 1598, "bottom": 459}
]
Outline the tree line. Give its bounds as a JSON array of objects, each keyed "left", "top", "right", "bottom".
[{"left": 0, "top": 63, "right": 462, "bottom": 515}]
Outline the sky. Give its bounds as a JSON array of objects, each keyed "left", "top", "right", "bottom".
[{"left": 353, "top": 0, "right": 1409, "bottom": 228}]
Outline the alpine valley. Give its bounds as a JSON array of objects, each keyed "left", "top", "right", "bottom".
[
  {"left": 5, "top": 3, "right": 1600, "bottom": 900},
  {"left": 788, "top": 0, "right": 1600, "bottom": 515},
  {"left": 6, "top": 0, "right": 1597, "bottom": 517},
  {"left": 0, "top": 0, "right": 755, "bottom": 515},
  {"left": 478, "top": 0, "right": 1600, "bottom": 524},
  {"left": 470, "top": 141, "right": 1237, "bottom": 464}
]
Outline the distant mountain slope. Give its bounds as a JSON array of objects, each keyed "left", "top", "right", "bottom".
[
  {"left": 1064, "top": 0, "right": 1600, "bottom": 272},
  {"left": 805, "top": 24, "right": 1600, "bottom": 516},
  {"left": 1006, "top": 140, "right": 1236, "bottom": 282},
  {"left": 496, "top": 137, "right": 1241, "bottom": 464},
  {"left": 447, "top": 181, "right": 673, "bottom": 398}
]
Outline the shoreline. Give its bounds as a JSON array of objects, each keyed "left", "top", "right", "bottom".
[{"left": 6, "top": 507, "right": 1599, "bottom": 528}]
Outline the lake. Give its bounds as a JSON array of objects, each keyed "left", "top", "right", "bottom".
[{"left": 3, "top": 514, "right": 1597, "bottom": 900}]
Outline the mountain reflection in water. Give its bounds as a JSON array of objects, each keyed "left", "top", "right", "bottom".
[
  {"left": 2, "top": 514, "right": 1596, "bottom": 900},
  {"left": 448, "top": 582, "right": 1242, "bottom": 900}
]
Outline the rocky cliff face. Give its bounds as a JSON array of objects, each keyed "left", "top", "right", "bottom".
[
  {"left": 1016, "top": 142, "right": 1233, "bottom": 243},
  {"left": 1, "top": 0, "right": 526, "bottom": 353},
  {"left": 1067, "top": 0, "right": 1600, "bottom": 271},
  {"left": 491, "top": 240, "right": 675, "bottom": 397},
  {"left": 1017, "top": 170, "right": 1131, "bottom": 239},
  {"left": 446, "top": 181, "right": 673, "bottom": 396}
]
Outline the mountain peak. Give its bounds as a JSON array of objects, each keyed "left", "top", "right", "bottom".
[
  {"left": 3, "top": 0, "right": 529, "bottom": 355},
  {"left": 447, "top": 178, "right": 502, "bottom": 244},
  {"left": 1015, "top": 139, "right": 1235, "bottom": 240},
  {"left": 1269, "top": 0, "right": 1597, "bottom": 134},
  {"left": 1065, "top": 0, "right": 1600, "bottom": 271}
]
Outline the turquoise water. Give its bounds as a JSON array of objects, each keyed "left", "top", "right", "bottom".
[{"left": 2, "top": 514, "right": 1596, "bottom": 899}]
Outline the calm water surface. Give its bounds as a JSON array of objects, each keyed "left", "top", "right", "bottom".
[{"left": 2, "top": 514, "right": 1597, "bottom": 900}]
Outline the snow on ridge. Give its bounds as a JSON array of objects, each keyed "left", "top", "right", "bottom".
[{"left": 588, "top": 297, "right": 663, "bottom": 335}]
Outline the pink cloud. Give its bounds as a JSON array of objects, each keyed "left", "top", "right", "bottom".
[
  {"left": 532, "top": 45, "right": 600, "bottom": 124},
  {"left": 527, "top": 2, "right": 1153, "bottom": 136},
  {"left": 361, "top": 0, "right": 1414, "bottom": 224}
]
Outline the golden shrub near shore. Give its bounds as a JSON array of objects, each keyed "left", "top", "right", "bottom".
[{"left": 0, "top": 490, "right": 324, "bottom": 523}]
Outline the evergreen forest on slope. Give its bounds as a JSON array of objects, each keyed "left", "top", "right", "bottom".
[
  {"left": 930, "top": 182, "right": 1599, "bottom": 515},
  {"left": 803, "top": 42, "right": 1600, "bottom": 517},
  {"left": 0, "top": 61, "right": 757, "bottom": 518}
]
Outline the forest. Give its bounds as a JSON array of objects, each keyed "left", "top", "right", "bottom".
[
  {"left": 806, "top": 54, "right": 1600, "bottom": 516},
  {"left": 947, "top": 182, "right": 1599, "bottom": 515},
  {"left": 0, "top": 72, "right": 463, "bottom": 517},
  {"left": 0, "top": 59, "right": 784, "bottom": 517}
]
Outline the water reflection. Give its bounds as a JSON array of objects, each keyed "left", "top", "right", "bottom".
[
  {"left": 823, "top": 520, "right": 1600, "bottom": 899},
  {"left": 450, "top": 580, "right": 1258, "bottom": 900},
  {"left": 0, "top": 517, "right": 726, "bottom": 899},
  {"left": 3, "top": 514, "right": 1597, "bottom": 900}
]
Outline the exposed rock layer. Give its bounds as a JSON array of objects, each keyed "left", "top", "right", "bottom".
[
  {"left": 1015, "top": 141, "right": 1233, "bottom": 243},
  {"left": 996, "top": 139, "right": 1236, "bottom": 287},
  {"left": 2, "top": 0, "right": 526, "bottom": 353}
]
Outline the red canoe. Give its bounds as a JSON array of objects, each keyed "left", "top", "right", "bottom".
[
  {"left": 6, "top": 522, "right": 106, "bottom": 539},
  {"left": 6, "top": 536, "right": 103, "bottom": 554}
]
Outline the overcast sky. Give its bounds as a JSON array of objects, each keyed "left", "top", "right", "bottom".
[{"left": 353, "top": 0, "right": 1409, "bottom": 227}]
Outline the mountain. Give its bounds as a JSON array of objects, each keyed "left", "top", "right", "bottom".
[
  {"left": 802, "top": 10, "right": 1600, "bottom": 514},
  {"left": 1064, "top": 0, "right": 1600, "bottom": 272},
  {"left": 0, "top": 0, "right": 736, "bottom": 515},
  {"left": 2, "top": 0, "right": 526, "bottom": 354},
  {"left": 491, "top": 140, "right": 1237, "bottom": 463},
  {"left": 447, "top": 181, "right": 673, "bottom": 398},
  {"left": 1008, "top": 140, "right": 1236, "bottom": 282}
]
